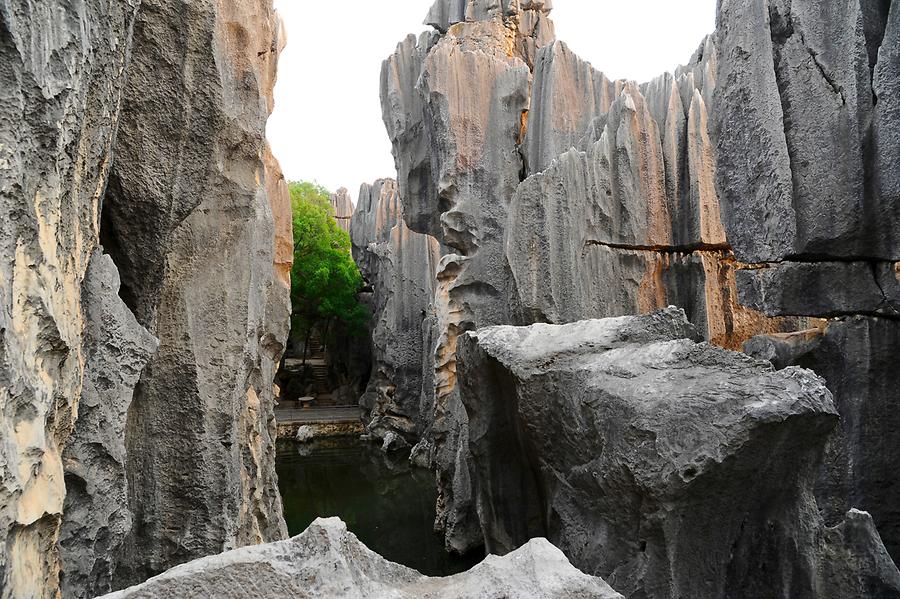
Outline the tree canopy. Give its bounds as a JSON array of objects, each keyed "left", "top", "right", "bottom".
[{"left": 289, "top": 181, "right": 367, "bottom": 348}]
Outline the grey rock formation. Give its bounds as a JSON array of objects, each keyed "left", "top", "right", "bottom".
[
  {"left": 523, "top": 40, "right": 615, "bottom": 176},
  {"left": 457, "top": 308, "right": 900, "bottom": 599},
  {"left": 0, "top": 0, "right": 291, "bottom": 596},
  {"left": 58, "top": 252, "right": 158, "bottom": 598},
  {"left": 737, "top": 261, "right": 900, "bottom": 318},
  {"left": 0, "top": 1, "right": 140, "bottom": 594},
  {"left": 330, "top": 187, "right": 354, "bottom": 234},
  {"left": 383, "top": 0, "right": 900, "bottom": 573},
  {"left": 714, "top": 0, "right": 898, "bottom": 262},
  {"left": 350, "top": 180, "right": 440, "bottom": 442},
  {"left": 100, "top": 0, "right": 290, "bottom": 587},
  {"left": 382, "top": 2, "right": 548, "bottom": 552},
  {"left": 745, "top": 317, "right": 900, "bottom": 562},
  {"left": 714, "top": 0, "right": 900, "bottom": 564},
  {"left": 100, "top": 517, "right": 623, "bottom": 599},
  {"left": 507, "top": 35, "right": 802, "bottom": 350}
]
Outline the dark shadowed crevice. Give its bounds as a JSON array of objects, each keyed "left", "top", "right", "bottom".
[{"left": 99, "top": 174, "right": 140, "bottom": 316}]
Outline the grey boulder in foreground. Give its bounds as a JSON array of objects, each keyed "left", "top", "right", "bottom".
[
  {"left": 457, "top": 308, "right": 900, "bottom": 599},
  {"left": 99, "top": 517, "right": 622, "bottom": 599}
]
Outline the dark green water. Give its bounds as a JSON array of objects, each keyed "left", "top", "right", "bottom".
[{"left": 275, "top": 437, "right": 482, "bottom": 576}]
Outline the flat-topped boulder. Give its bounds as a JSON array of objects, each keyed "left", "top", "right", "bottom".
[{"left": 457, "top": 308, "right": 900, "bottom": 599}]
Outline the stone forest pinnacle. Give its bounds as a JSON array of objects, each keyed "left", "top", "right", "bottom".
[{"left": 1, "top": 0, "right": 899, "bottom": 598}]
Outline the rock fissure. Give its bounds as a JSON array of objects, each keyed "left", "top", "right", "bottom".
[{"left": 582, "top": 239, "right": 732, "bottom": 255}]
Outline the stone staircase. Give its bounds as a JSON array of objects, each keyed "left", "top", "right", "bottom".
[{"left": 306, "top": 334, "right": 334, "bottom": 405}]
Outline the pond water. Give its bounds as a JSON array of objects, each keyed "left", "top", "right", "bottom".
[{"left": 276, "top": 437, "right": 483, "bottom": 576}]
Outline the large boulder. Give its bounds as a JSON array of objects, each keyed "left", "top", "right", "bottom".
[
  {"left": 457, "top": 308, "right": 900, "bottom": 598},
  {"left": 99, "top": 517, "right": 623, "bottom": 599}
]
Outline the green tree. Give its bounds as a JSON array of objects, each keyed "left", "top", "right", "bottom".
[{"left": 289, "top": 181, "right": 367, "bottom": 361}]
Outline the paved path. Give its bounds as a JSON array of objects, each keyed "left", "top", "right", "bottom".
[{"left": 275, "top": 406, "right": 363, "bottom": 425}]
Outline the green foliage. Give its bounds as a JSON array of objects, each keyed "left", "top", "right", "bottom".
[{"left": 289, "top": 181, "right": 368, "bottom": 346}]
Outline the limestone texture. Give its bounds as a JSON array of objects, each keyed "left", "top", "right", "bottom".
[
  {"left": 457, "top": 308, "right": 900, "bottom": 599},
  {"left": 745, "top": 317, "right": 900, "bottom": 563},
  {"left": 0, "top": 1, "right": 140, "bottom": 595},
  {"left": 0, "top": 0, "right": 291, "bottom": 596},
  {"left": 99, "top": 0, "right": 291, "bottom": 587},
  {"left": 330, "top": 187, "right": 354, "bottom": 234},
  {"left": 382, "top": 0, "right": 547, "bottom": 553},
  {"left": 713, "top": 0, "right": 900, "bottom": 564},
  {"left": 99, "top": 517, "right": 623, "bottom": 599},
  {"left": 714, "top": 0, "right": 899, "bottom": 262},
  {"left": 507, "top": 35, "right": 801, "bottom": 350},
  {"left": 350, "top": 180, "right": 440, "bottom": 443},
  {"left": 58, "top": 252, "right": 158, "bottom": 598},
  {"left": 381, "top": 1, "right": 803, "bottom": 555}
]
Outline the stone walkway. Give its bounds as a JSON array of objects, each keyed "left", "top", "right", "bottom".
[{"left": 275, "top": 405, "right": 362, "bottom": 425}]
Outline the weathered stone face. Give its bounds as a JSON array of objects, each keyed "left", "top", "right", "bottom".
[
  {"left": 381, "top": 2, "right": 546, "bottom": 553},
  {"left": 378, "top": 1, "right": 900, "bottom": 573},
  {"left": 350, "top": 180, "right": 441, "bottom": 442},
  {"left": 98, "top": 0, "right": 290, "bottom": 587},
  {"left": 746, "top": 317, "right": 900, "bottom": 565},
  {"left": 0, "top": 0, "right": 140, "bottom": 594},
  {"left": 714, "top": 0, "right": 899, "bottom": 263},
  {"left": 330, "top": 187, "right": 354, "bottom": 234},
  {"left": 97, "top": 517, "right": 623, "bottom": 599},
  {"left": 457, "top": 308, "right": 900, "bottom": 599},
  {"left": 0, "top": 0, "right": 291, "bottom": 596},
  {"left": 714, "top": 0, "right": 900, "bottom": 566},
  {"left": 58, "top": 252, "right": 158, "bottom": 599}
]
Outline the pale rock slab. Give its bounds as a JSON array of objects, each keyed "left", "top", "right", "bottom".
[{"left": 100, "top": 517, "right": 622, "bottom": 599}]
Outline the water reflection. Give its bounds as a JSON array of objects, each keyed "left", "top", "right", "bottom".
[{"left": 276, "top": 437, "right": 483, "bottom": 576}]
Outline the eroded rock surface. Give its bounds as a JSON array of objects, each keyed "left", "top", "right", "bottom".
[
  {"left": 99, "top": 0, "right": 290, "bottom": 587},
  {"left": 330, "top": 187, "right": 354, "bottom": 234},
  {"left": 381, "top": 0, "right": 548, "bottom": 552},
  {"left": 100, "top": 517, "right": 623, "bottom": 599},
  {"left": 715, "top": 0, "right": 899, "bottom": 263},
  {"left": 381, "top": 1, "right": 806, "bottom": 555},
  {"left": 714, "top": 0, "right": 900, "bottom": 563},
  {"left": 746, "top": 317, "right": 900, "bottom": 563},
  {"left": 0, "top": 0, "right": 291, "bottom": 596},
  {"left": 0, "top": 1, "right": 140, "bottom": 594},
  {"left": 58, "top": 252, "right": 158, "bottom": 598},
  {"left": 457, "top": 308, "right": 900, "bottom": 599},
  {"left": 350, "top": 180, "right": 440, "bottom": 443}
]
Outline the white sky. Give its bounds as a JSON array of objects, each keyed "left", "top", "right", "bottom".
[{"left": 267, "top": 0, "right": 717, "bottom": 202}]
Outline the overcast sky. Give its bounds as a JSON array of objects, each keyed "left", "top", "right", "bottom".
[{"left": 267, "top": 0, "right": 717, "bottom": 202}]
